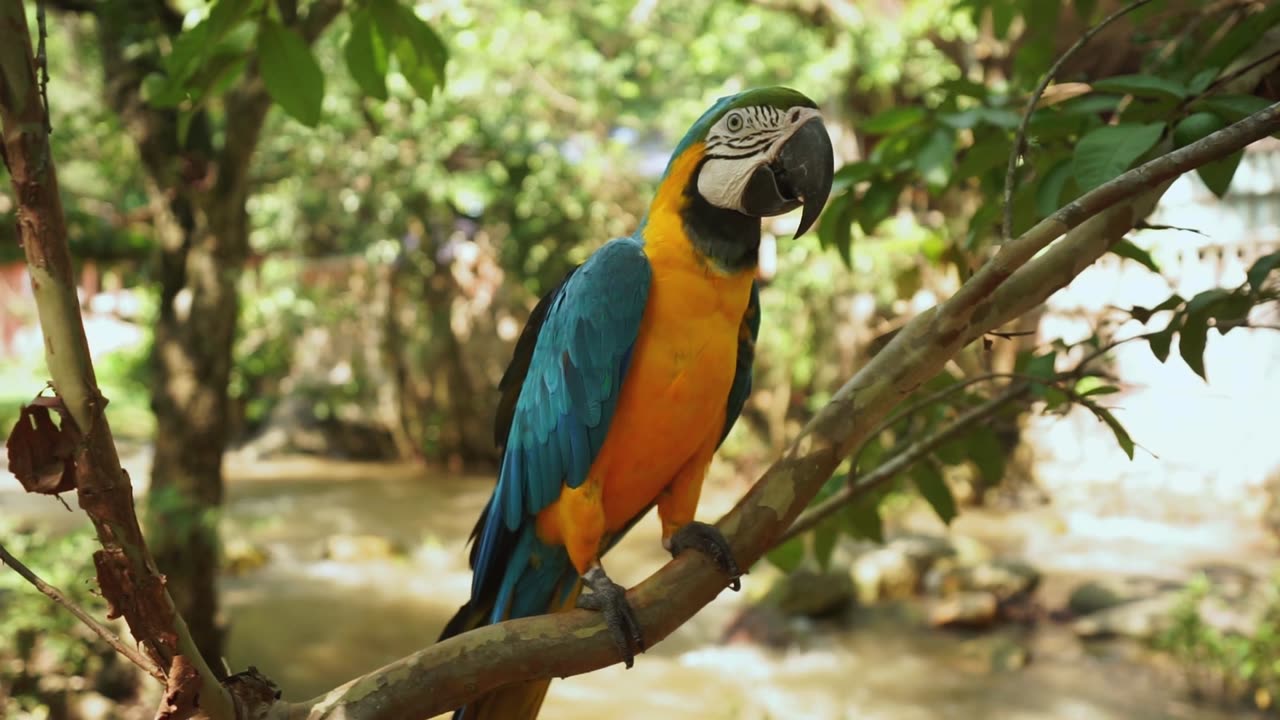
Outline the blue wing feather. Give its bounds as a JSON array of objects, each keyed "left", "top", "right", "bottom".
[
  {"left": 720, "top": 280, "right": 760, "bottom": 446},
  {"left": 469, "top": 237, "right": 652, "bottom": 619}
]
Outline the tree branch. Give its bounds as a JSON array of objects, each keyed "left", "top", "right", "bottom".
[
  {"left": 1002, "top": 0, "right": 1156, "bottom": 242},
  {"left": 779, "top": 380, "right": 1033, "bottom": 545},
  {"left": 0, "top": 3, "right": 234, "bottom": 718},
  {"left": 0, "top": 539, "right": 166, "bottom": 681},
  {"left": 268, "top": 97, "right": 1280, "bottom": 720}
]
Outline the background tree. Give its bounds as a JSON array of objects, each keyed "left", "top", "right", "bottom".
[{"left": 37, "top": 0, "right": 448, "bottom": 667}]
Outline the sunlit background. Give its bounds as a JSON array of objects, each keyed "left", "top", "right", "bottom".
[{"left": 3, "top": 0, "right": 1280, "bottom": 719}]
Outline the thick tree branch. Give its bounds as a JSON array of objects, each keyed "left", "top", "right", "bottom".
[
  {"left": 267, "top": 103, "right": 1280, "bottom": 720},
  {"left": 0, "top": 539, "right": 166, "bottom": 681}
]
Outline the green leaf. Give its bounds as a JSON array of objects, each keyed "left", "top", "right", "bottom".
[
  {"left": 939, "top": 109, "right": 981, "bottom": 130},
  {"left": 915, "top": 128, "right": 956, "bottom": 189},
  {"left": 1086, "top": 401, "right": 1135, "bottom": 459},
  {"left": 1061, "top": 94, "right": 1122, "bottom": 116},
  {"left": 818, "top": 192, "right": 856, "bottom": 267},
  {"left": 1130, "top": 293, "right": 1183, "bottom": 324},
  {"left": 1173, "top": 112, "right": 1227, "bottom": 149},
  {"left": 205, "top": 0, "right": 257, "bottom": 44},
  {"left": 372, "top": 0, "right": 449, "bottom": 99},
  {"left": 1036, "top": 158, "right": 1073, "bottom": 217},
  {"left": 991, "top": 1, "right": 1015, "bottom": 38},
  {"left": 258, "top": 20, "right": 325, "bottom": 127},
  {"left": 1092, "top": 74, "right": 1187, "bottom": 100},
  {"left": 955, "top": 133, "right": 1011, "bottom": 180},
  {"left": 1188, "top": 68, "right": 1217, "bottom": 95},
  {"left": 345, "top": 10, "right": 389, "bottom": 101},
  {"left": 855, "top": 180, "right": 900, "bottom": 235},
  {"left": 1247, "top": 250, "right": 1280, "bottom": 293},
  {"left": 813, "top": 521, "right": 839, "bottom": 569},
  {"left": 967, "top": 427, "right": 1005, "bottom": 488},
  {"left": 177, "top": 109, "right": 195, "bottom": 148},
  {"left": 1073, "top": 123, "right": 1165, "bottom": 191},
  {"left": 1178, "top": 309, "right": 1210, "bottom": 380},
  {"left": 861, "top": 107, "right": 926, "bottom": 135},
  {"left": 1078, "top": 380, "right": 1120, "bottom": 397},
  {"left": 1185, "top": 288, "right": 1232, "bottom": 316},
  {"left": 163, "top": 23, "right": 212, "bottom": 87},
  {"left": 976, "top": 107, "right": 1020, "bottom": 129},
  {"left": 1022, "top": 350, "right": 1057, "bottom": 381},
  {"left": 843, "top": 497, "right": 884, "bottom": 544},
  {"left": 1197, "top": 150, "right": 1243, "bottom": 199},
  {"left": 912, "top": 461, "right": 956, "bottom": 524},
  {"left": 936, "top": 438, "right": 967, "bottom": 465},
  {"left": 766, "top": 535, "right": 805, "bottom": 573},
  {"left": 1198, "top": 95, "right": 1274, "bottom": 123},
  {"left": 831, "top": 161, "right": 877, "bottom": 194},
  {"left": 1043, "top": 386, "right": 1069, "bottom": 412},
  {"left": 1110, "top": 239, "right": 1160, "bottom": 273},
  {"left": 1148, "top": 316, "right": 1179, "bottom": 363},
  {"left": 1206, "top": 292, "right": 1253, "bottom": 333},
  {"left": 1203, "top": 4, "right": 1280, "bottom": 73}
]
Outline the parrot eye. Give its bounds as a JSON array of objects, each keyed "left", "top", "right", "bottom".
[{"left": 725, "top": 111, "right": 744, "bottom": 133}]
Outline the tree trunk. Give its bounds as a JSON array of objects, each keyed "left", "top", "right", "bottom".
[
  {"left": 92, "top": 4, "right": 270, "bottom": 669},
  {"left": 144, "top": 186, "right": 251, "bottom": 668}
]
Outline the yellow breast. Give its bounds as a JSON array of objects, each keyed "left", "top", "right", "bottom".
[{"left": 534, "top": 141, "right": 756, "bottom": 544}]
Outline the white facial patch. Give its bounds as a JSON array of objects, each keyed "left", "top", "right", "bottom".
[
  {"left": 696, "top": 105, "right": 819, "bottom": 212},
  {"left": 697, "top": 155, "right": 763, "bottom": 210}
]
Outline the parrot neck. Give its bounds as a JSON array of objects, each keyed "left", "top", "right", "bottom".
[
  {"left": 643, "top": 143, "right": 761, "bottom": 275},
  {"left": 680, "top": 185, "right": 761, "bottom": 274}
]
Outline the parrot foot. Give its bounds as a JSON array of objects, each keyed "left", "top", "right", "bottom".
[
  {"left": 577, "top": 564, "right": 645, "bottom": 668},
  {"left": 668, "top": 521, "right": 742, "bottom": 591}
]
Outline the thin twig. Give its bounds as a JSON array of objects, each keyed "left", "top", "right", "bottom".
[
  {"left": 37, "top": 1, "right": 50, "bottom": 134},
  {"left": 1202, "top": 46, "right": 1280, "bottom": 100},
  {"left": 0, "top": 540, "right": 166, "bottom": 681},
  {"left": 849, "top": 372, "right": 1023, "bottom": 473},
  {"left": 781, "top": 381, "right": 1034, "bottom": 543},
  {"left": 795, "top": 335, "right": 1146, "bottom": 545},
  {"left": 1002, "top": 0, "right": 1155, "bottom": 242}
]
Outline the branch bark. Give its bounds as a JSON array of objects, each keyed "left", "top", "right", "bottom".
[
  {"left": 267, "top": 103, "right": 1280, "bottom": 720},
  {"left": 0, "top": 2, "right": 235, "bottom": 719}
]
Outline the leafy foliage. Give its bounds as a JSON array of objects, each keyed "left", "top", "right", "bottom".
[
  {"left": 816, "top": 0, "right": 1278, "bottom": 264},
  {"left": 0, "top": 527, "right": 141, "bottom": 718},
  {"left": 1129, "top": 251, "right": 1280, "bottom": 381},
  {"left": 142, "top": 0, "right": 447, "bottom": 130},
  {"left": 1154, "top": 573, "right": 1280, "bottom": 712}
]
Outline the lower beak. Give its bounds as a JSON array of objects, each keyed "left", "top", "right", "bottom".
[{"left": 739, "top": 117, "right": 835, "bottom": 238}]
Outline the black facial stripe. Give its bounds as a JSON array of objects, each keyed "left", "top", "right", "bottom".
[{"left": 705, "top": 149, "right": 767, "bottom": 160}]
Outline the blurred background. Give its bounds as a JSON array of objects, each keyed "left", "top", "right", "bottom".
[{"left": 2, "top": 0, "right": 1280, "bottom": 718}]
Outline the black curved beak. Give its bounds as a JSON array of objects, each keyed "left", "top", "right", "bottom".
[{"left": 739, "top": 117, "right": 835, "bottom": 238}]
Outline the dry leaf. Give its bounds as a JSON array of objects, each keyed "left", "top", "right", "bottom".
[
  {"left": 1036, "top": 82, "right": 1093, "bottom": 108},
  {"left": 6, "top": 397, "right": 79, "bottom": 495}
]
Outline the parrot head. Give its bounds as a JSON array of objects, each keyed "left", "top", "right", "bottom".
[{"left": 665, "top": 86, "right": 835, "bottom": 240}]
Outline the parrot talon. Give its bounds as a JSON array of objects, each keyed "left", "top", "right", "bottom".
[
  {"left": 669, "top": 521, "right": 742, "bottom": 591},
  {"left": 577, "top": 565, "right": 645, "bottom": 668}
]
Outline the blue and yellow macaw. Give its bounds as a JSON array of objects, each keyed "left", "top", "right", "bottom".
[{"left": 439, "top": 86, "right": 834, "bottom": 719}]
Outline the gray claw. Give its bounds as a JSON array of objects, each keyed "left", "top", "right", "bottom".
[
  {"left": 577, "top": 565, "right": 645, "bottom": 668},
  {"left": 669, "top": 521, "right": 742, "bottom": 591}
]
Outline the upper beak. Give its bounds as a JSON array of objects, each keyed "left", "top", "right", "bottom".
[{"left": 739, "top": 116, "right": 835, "bottom": 238}]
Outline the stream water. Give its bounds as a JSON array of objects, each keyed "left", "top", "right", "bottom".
[{"left": 3, "top": 455, "right": 1266, "bottom": 720}]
